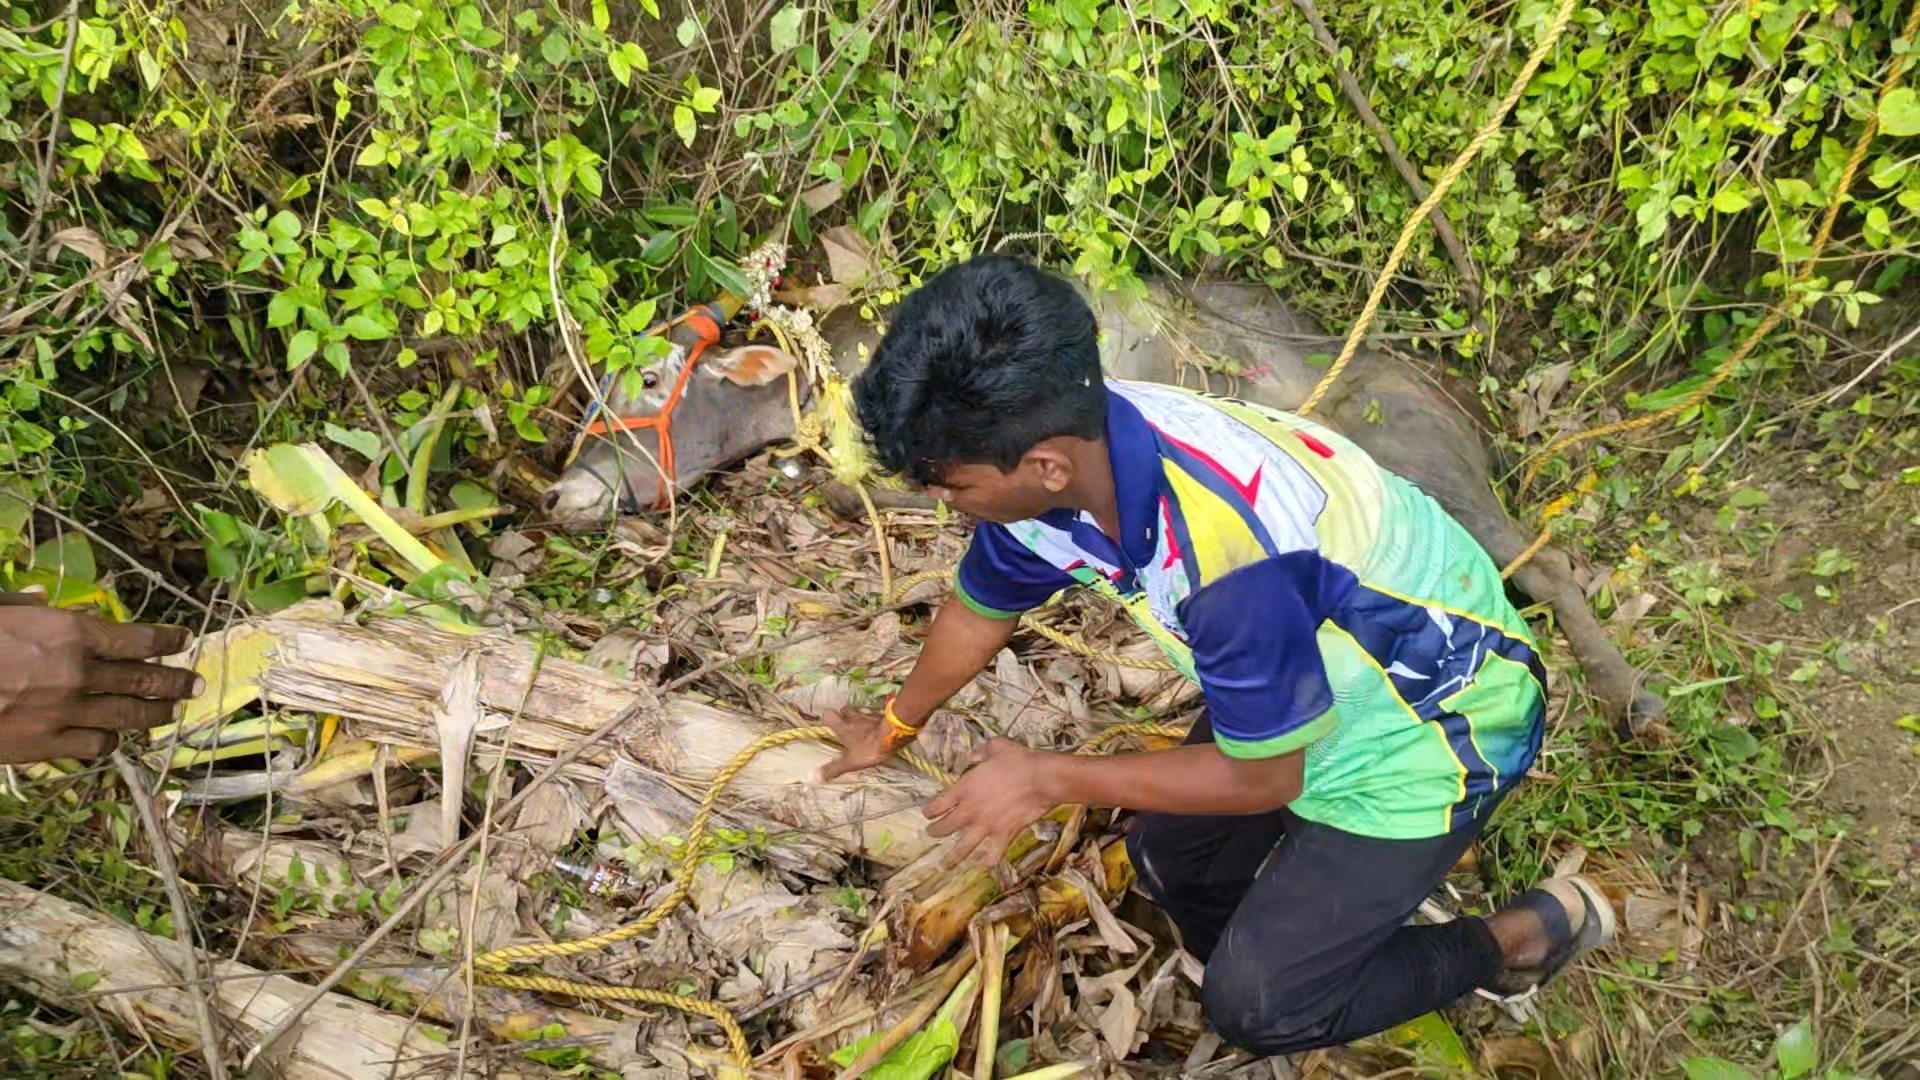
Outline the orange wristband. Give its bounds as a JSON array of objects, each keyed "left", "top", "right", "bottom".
[{"left": 884, "top": 698, "right": 921, "bottom": 744}]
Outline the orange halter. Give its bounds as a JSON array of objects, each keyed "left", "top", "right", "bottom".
[{"left": 576, "top": 307, "right": 724, "bottom": 510}]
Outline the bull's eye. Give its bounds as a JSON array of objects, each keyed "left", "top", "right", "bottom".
[{"left": 642, "top": 369, "right": 661, "bottom": 389}]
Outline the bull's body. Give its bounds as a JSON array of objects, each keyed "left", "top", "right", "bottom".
[{"left": 547, "top": 277, "right": 1662, "bottom": 729}]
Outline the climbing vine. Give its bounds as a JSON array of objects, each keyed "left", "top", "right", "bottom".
[{"left": 0, "top": 0, "right": 1914, "bottom": 565}]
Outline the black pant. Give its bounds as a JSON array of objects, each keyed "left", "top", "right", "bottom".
[{"left": 1125, "top": 716, "right": 1506, "bottom": 1056}]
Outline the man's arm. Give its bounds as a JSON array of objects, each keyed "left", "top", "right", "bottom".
[
  {"left": 817, "top": 597, "right": 1017, "bottom": 780},
  {"left": 926, "top": 555, "right": 1338, "bottom": 866},
  {"left": 891, "top": 597, "right": 1018, "bottom": 726},
  {"left": 1042, "top": 742, "right": 1302, "bottom": 814},
  {"left": 819, "top": 522, "right": 1073, "bottom": 781},
  {"left": 922, "top": 740, "right": 1301, "bottom": 867}
]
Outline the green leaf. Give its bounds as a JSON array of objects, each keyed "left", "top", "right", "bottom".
[
  {"left": 265, "top": 210, "right": 302, "bottom": 243},
  {"left": 0, "top": 475, "right": 33, "bottom": 547},
  {"left": 1709, "top": 724, "right": 1761, "bottom": 763},
  {"left": 381, "top": 2, "right": 421, "bottom": 30},
  {"left": 323, "top": 423, "right": 384, "bottom": 462},
  {"left": 591, "top": 0, "right": 609, "bottom": 32},
  {"left": 696, "top": 251, "right": 753, "bottom": 299},
  {"left": 1382, "top": 1013, "right": 1473, "bottom": 1073},
  {"left": 674, "top": 104, "right": 697, "bottom": 145},
  {"left": 1684, "top": 1058, "right": 1757, "bottom": 1080},
  {"left": 342, "top": 315, "right": 390, "bottom": 341},
  {"left": 246, "top": 445, "right": 469, "bottom": 597},
  {"left": 691, "top": 85, "right": 722, "bottom": 112},
  {"left": 322, "top": 341, "right": 352, "bottom": 377},
  {"left": 645, "top": 204, "right": 699, "bottom": 227},
  {"left": 827, "top": 1015, "right": 959, "bottom": 1080},
  {"left": 1775, "top": 1018, "right": 1817, "bottom": 1079},
  {"left": 608, "top": 47, "right": 631, "bottom": 85},
  {"left": 1711, "top": 186, "right": 1753, "bottom": 214},
  {"left": 541, "top": 30, "right": 570, "bottom": 65},
  {"left": 1879, "top": 87, "right": 1920, "bottom": 138},
  {"left": 676, "top": 15, "right": 700, "bottom": 45},
  {"left": 287, "top": 329, "right": 319, "bottom": 368},
  {"left": 1106, "top": 96, "right": 1127, "bottom": 132},
  {"left": 31, "top": 533, "right": 96, "bottom": 584},
  {"left": 769, "top": 5, "right": 804, "bottom": 52},
  {"left": 267, "top": 292, "right": 299, "bottom": 329}
]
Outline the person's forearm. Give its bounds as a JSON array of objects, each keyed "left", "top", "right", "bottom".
[
  {"left": 1037, "top": 745, "right": 1303, "bottom": 816},
  {"left": 892, "top": 598, "right": 1019, "bottom": 727}
]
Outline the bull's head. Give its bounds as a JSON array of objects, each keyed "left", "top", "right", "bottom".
[{"left": 541, "top": 310, "right": 803, "bottom": 524}]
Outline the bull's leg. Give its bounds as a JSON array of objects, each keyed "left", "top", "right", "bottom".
[{"left": 1474, "top": 522, "right": 1667, "bottom": 736}]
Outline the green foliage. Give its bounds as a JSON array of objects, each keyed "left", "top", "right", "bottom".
[
  {"left": 1681, "top": 1015, "right": 1862, "bottom": 1080},
  {"left": 0, "top": 0, "right": 1915, "bottom": 1069}
]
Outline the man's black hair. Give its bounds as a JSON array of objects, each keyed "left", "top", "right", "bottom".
[{"left": 853, "top": 254, "right": 1106, "bottom": 486}]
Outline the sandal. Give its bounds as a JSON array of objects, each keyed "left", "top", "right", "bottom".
[{"left": 1481, "top": 874, "right": 1617, "bottom": 1000}]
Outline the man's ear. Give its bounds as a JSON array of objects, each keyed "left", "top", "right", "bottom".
[
  {"left": 708, "top": 344, "right": 798, "bottom": 387},
  {"left": 1024, "top": 442, "right": 1075, "bottom": 493}
]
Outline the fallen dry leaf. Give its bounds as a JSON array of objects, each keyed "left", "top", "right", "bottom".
[
  {"left": 772, "top": 280, "right": 850, "bottom": 313},
  {"left": 1096, "top": 982, "right": 1143, "bottom": 1058},
  {"left": 1480, "top": 1035, "right": 1564, "bottom": 1079},
  {"left": 1510, "top": 360, "right": 1574, "bottom": 439},
  {"left": 820, "top": 225, "right": 895, "bottom": 289},
  {"left": 49, "top": 225, "right": 108, "bottom": 268},
  {"left": 433, "top": 650, "right": 486, "bottom": 847},
  {"left": 799, "top": 180, "right": 844, "bottom": 213}
]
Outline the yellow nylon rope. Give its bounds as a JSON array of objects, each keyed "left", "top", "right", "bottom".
[
  {"left": 1521, "top": 1, "right": 1920, "bottom": 488},
  {"left": 1295, "top": 0, "right": 1579, "bottom": 419}
]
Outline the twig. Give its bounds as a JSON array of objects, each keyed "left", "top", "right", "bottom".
[
  {"left": 1821, "top": 320, "right": 1920, "bottom": 405},
  {"left": 1287, "top": 0, "right": 1481, "bottom": 303},
  {"left": 2, "top": 494, "right": 213, "bottom": 618},
  {"left": 453, "top": 646, "right": 544, "bottom": 1077},
  {"left": 5, "top": 0, "right": 81, "bottom": 315},
  {"left": 240, "top": 598, "right": 924, "bottom": 1067},
  {"left": 1769, "top": 834, "right": 1844, "bottom": 959},
  {"left": 111, "top": 752, "right": 230, "bottom": 1080}
]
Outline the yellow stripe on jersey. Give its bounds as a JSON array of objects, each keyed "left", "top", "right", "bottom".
[{"left": 1161, "top": 460, "right": 1267, "bottom": 586}]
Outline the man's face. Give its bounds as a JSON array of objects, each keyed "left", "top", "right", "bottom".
[{"left": 925, "top": 460, "right": 1058, "bottom": 524}]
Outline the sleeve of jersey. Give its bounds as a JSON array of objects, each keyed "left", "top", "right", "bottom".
[
  {"left": 1177, "top": 553, "right": 1338, "bottom": 759},
  {"left": 953, "top": 524, "right": 1076, "bottom": 619}
]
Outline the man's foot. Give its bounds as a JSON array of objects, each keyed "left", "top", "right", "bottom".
[{"left": 1482, "top": 874, "right": 1616, "bottom": 998}]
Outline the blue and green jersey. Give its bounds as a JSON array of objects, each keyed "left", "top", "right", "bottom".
[{"left": 955, "top": 380, "right": 1545, "bottom": 840}]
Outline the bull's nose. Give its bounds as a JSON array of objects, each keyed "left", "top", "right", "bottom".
[{"left": 543, "top": 466, "right": 623, "bottom": 520}]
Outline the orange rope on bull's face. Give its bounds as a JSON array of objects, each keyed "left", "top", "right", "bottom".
[{"left": 576, "top": 308, "right": 724, "bottom": 511}]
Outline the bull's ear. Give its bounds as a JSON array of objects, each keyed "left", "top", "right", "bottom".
[{"left": 709, "top": 344, "right": 797, "bottom": 387}]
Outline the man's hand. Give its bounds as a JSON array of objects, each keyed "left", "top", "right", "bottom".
[
  {"left": 816, "top": 707, "right": 901, "bottom": 782},
  {"left": 0, "top": 593, "right": 200, "bottom": 764},
  {"left": 923, "top": 737, "right": 1060, "bottom": 870}
]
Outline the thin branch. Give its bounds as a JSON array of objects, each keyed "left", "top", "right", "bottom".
[
  {"left": 111, "top": 752, "right": 230, "bottom": 1080},
  {"left": 1821, "top": 319, "right": 1920, "bottom": 406},
  {"left": 4, "top": 0, "right": 81, "bottom": 315},
  {"left": 1287, "top": 0, "right": 1482, "bottom": 304},
  {"left": 10, "top": 496, "right": 214, "bottom": 617}
]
